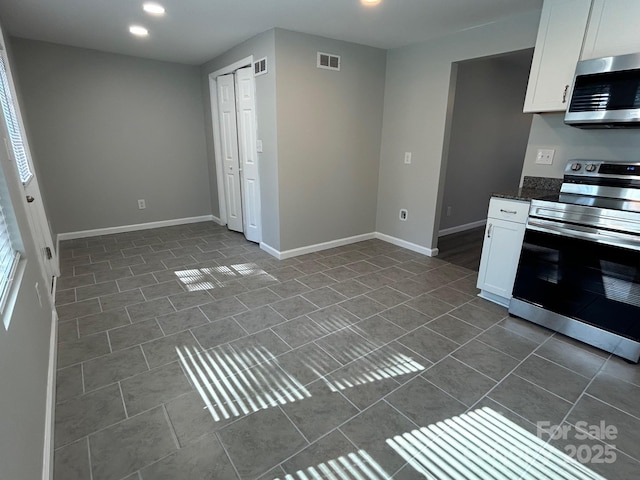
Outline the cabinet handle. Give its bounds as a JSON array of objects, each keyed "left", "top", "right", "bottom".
[
  {"left": 562, "top": 84, "right": 569, "bottom": 103},
  {"left": 487, "top": 223, "right": 493, "bottom": 238},
  {"left": 500, "top": 209, "right": 518, "bottom": 214}
]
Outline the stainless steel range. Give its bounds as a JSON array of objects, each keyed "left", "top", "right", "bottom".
[{"left": 509, "top": 160, "right": 640, "bottom": 363}]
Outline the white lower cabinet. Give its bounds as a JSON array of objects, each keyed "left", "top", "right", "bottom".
[{"left": 477, "top": 198, "right": 529, "bottom": 307}]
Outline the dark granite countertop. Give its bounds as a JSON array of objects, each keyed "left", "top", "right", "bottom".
[
  {"left": 492, "top": 188, "right": 558, "bottom": 202},
  {"left": 491, "top": 176, "right": 562, "bottom": 202}
]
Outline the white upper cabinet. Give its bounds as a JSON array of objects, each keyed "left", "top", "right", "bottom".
[
  {"left": 581, "top": 0, "right": 640, "bottom": 60},
  {"left": 523, "top": 0, "right": 592, "bottom": 113}
]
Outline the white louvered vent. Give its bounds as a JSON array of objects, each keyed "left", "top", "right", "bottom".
[
  {"left": 317, "top": 52, "right": 340, "bottom": 71},
  {"left": 254, "top": 57, "right": 267, "bottom": 76}
]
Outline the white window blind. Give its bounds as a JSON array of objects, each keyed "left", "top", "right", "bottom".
[
  {"left": 0, "top": 185, "right": 19, "bottom": 314},
  {"left": 0, "top": 54, "right": 33, "bottom": 185}
]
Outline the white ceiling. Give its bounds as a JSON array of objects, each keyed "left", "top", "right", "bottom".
[{"left": 0, "top": 0, "right": 543, "bottom": 65}]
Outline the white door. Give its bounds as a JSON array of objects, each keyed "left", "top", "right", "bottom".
[
  {"left": 477, "top": 218, "right": 525, "bottom": 299},
  {"left": 217, "top": 74, "right": 243, "bottom": 233},
  {"left": 235, "top": 67, "right": 261, "bottom": 243},
  {"left": 24, "top": 177, "right": 59, "bottom": 285},
  {"left": 0, "top": 47, "right": 59, "bottom": 294}
]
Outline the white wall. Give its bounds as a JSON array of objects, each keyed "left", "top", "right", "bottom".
[
  {"left": 274, "top": 29, "right": 386, "bottom": 252},
  {"left": 10, "top": 39, "right": 211, "bottom": 235},
  {"left": 0, "top": 25, "right": 56, "bottom": 480},
  {"left": 200, "top": 30, "right": 280, "bottom": 249},
  {"left": 439, "top": 50, "right": 533, "bottom": 232},
  {"left": 376, "top": 11, "right": 540, "bottom": 251},
  {"left": 522, "top": 113, "right": 640, "bottom": 179}
]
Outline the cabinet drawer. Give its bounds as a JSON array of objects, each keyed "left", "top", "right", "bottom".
[{"left": 487, "top": 198, "right": 529, "bottom": 223}]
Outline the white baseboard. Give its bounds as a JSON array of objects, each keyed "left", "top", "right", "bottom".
[
  {"left": 438, "top": 219, "right": 487, "bottom": 237},
  {"left": 211, "top": 215, "right": 222, "bottom": 225},
  {"left": 260, "top": 231, "right": 440, "bottom": 259},
  {"left": 261, "top": 232, "right": 376, "bottom": 260},
  {"left": 57, "top": 215, "right": 217, "bottom": 241},
  {"left": 259, "top": 242, "right": 280, "bottom": 259},
  {"left": 374, "top": 232, "right": 438, "bottom": 257},
  {"left": 42, "top": 309, "right": 58, "bottom": 480}
]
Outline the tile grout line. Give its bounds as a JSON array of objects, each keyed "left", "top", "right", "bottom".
[
  {"left": 461, "top": 332, "right": 574, "bottom": 441},
  {"left": 118, "top": 381, "right": 130, "bottom": 418},
  {"left": 105, "top": 328, "right": 113, "bottom": 354},
  {"left": 139, "top": 344, "right": 151, "bottom": 371},
  {"left": 161, "top": 403, "right": 181, "bottom": 450},
  {"left": 556, "top": 351, "right": 640, "bottom": 437},
  {"left": 214, "top": 431, "right": 243, "bottom": 480},
  {"left": 277, "top": 405, "right": 312, "bottom": 445},
  {"left": 86, "top": 435, "right": 95, "bottom": 480},
  {"left": 522, "top": 351, "right": 593, "bottom": 381},
  {"left": 381, "top": 399, "right": 435, "bottom": 479},
  {"left": 80, "top": 362, "right": 86, "bottom": 394}
]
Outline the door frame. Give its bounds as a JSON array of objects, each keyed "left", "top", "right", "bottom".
[
  {"left": 208, "top": 56, "right": 261, "bottom": 234},
  {"left": 0, "top": 39, "right": 59, "bottom": 293}
]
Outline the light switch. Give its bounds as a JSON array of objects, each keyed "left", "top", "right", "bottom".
[
  {"left": 535, "top": 148, "right": 555, "bottom": 165},
  {"left": 257, "top": 140, "right": 263, "bottom": 153},
  {"left": 404, "top": 152, "right": 412, "bottom": 164}
]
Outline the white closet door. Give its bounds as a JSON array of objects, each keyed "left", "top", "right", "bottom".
[
  {"left": 235, "top": 67, "right": 261, "bottom": 243},
  {"left": 217, "top": 74, "right": 243, "bottom": 233}
]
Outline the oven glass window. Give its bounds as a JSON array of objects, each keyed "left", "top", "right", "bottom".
[{"left": 513, "top": 229, "right": 640, "bottom": 341}]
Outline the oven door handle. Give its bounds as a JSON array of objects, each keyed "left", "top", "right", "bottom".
[{"left": 527, "top": 218, "right": 640, "bottom": 251}]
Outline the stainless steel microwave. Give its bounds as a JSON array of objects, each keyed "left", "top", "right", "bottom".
[{"left": 565, "top": 52, "right": 640, "bottom": 128}]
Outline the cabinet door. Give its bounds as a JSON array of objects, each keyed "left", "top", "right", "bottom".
[
  {"left": 582, "top": 0, "right": 640, "bottom": 60},
  {"left": 523, "top": 0, "right": 592, "bottom": 113},
  {"left": 477, "top": 219, "right": 526, "bottom": 299}
]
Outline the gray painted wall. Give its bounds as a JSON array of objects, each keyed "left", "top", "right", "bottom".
[
  {"left": 0, "top": 25, "right": 56, "bottom": 479},
  {"left": 201, "top": 29, "right": 386, "bottom": 253},
  {"left": 439, "top": 50, "right": 533, "bottom": 232},
  {"left": 200, "top": 30, "right": 280, "bottom": 250},
  {"left": 376, "top": 11, "right": 539, "bottom": 251},
  {"left": 522, "top": 113, "right": 640, "bottom": 179},
  {"left": 274, "top": 29, "right": 386, "bottom": 251},
  {"left": 10, "top": 39, "right": 211, "bottom": 235}
]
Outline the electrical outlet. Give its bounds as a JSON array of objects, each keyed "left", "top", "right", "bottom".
[
  {"left": 399, "top": 209, "right": 408, "bottom": 221},
  {"left": 404, "top": 152, "right": 412, "bottom": 164},
  {"left": 138, "top": 199, "right": 146, "bottom": 209},
  {"left": 535, "top": 148, "right": 555, "bottom": 165}
]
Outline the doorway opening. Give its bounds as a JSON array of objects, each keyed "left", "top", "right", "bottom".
[
  {"left": 435, "top": 48, "right": 534, "bottom": 270},
  {"left": 209, "top": 57, "right": 262, "bottom": 244}
]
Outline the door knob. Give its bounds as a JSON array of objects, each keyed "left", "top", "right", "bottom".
[{"left": 26, "top": 195, "right": 35, "bottom": 203}]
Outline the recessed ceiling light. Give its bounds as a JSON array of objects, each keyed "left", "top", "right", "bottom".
[
  {"left": 129, "top": 25, "right": 149, "bottom": 37},
  {"left": 361, "top": 0, "right": 382, "bottom": 5},
  {"left": 143, "top": 2, "right": 165, "bottom": 16}
]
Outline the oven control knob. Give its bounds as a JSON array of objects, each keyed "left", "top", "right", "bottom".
[
  {"left": 571, "top": 163, "right": 582, "bottom": 171},
  {"left": 586, "top": 164, "right": 597, "bottom": 172}
]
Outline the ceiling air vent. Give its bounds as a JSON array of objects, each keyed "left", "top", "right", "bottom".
[
  {"left": 317, "top": 52, "right": 340, "bottom": 71},
  {"left": 254, "top": 57, "right": 267, "bottom": 76}
]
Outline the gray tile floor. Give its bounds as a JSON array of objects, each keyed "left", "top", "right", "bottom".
[{"left": 53, "top": 222, "right": 640, "bottom": 479}]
